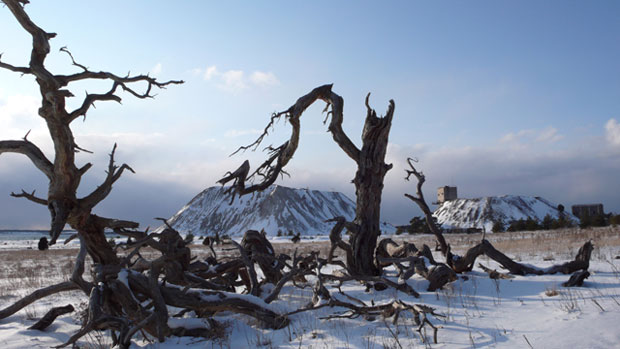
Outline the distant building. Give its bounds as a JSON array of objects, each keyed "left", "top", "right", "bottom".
[
  {"left": 571, "top": 204, "right": 604, "bottom": 219},
  {"left": 436, "top": 186, "right": 457, "bottom": 204}
]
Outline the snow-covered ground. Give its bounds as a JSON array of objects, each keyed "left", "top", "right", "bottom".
[
  {"left": 0, "top": 231, "right": 80, "bottom": 250},
  {"left": 1, "top": 228, "right": 620, "bottom": 348}
]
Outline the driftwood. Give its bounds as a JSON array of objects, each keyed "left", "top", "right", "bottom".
[
  {"left": 451, "top": 240, "right": 593, "bottom": 276},
  {"left": 375, "top": 239, "right": 457, "bottom": 291},
  {"left": 241, "top": 230, "right": 282, "bottom": 284},
  {"left": 28, "top": 304, "right": 74, "bottom": 331},
  {"left": 478, "top": 263, "right": 514, "bottom": 280},
  {"left": 0, "top": 282, "right": 78, "bottom": 321},
  {"left": 286, "top": 285, "right": 443, "bottom": 344},
  {"left": 403, "top": 157, "right": 595, "bottom": 279},
  {"left": 562, "top": 270, "right": 590, "bottom": 287}
]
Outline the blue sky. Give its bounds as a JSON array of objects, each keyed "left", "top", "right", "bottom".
[{"left": 1, "top": 1, "right": 619, "bottom": 229}]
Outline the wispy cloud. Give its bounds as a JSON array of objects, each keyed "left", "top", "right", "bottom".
[
  {"left": 536, "top": 127, "right": 564, "bottom": 143},
  {"left": 220, "top": 70, "right": 247, "bottom": 92},
  {"left": 500, "top": 126, "right": 563, "bottom": 144},
  {"left": 605, "top": 118, "right": 620, "bottom": 147},
  {"left": 204, "top": 65, "right": 218, "bottom": 80},
  {"left": 224, "top": 129, "right": 262, "bottom": 137},
  {"left": 250, "top": 71, "right": 280, "bottom": 87},
  {"left": 151, "top": 63, "right": 162, "bottom": 76},
  {"left": 194, "top": 65, "right": 279, "bottom": 93}
]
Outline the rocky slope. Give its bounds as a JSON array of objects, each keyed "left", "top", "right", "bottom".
[
  {"left": 433, "top": 195, "right": 577, "bottom": 232},
  {"left": 159, "top": 185, "right": 358, "bottom": 237}
]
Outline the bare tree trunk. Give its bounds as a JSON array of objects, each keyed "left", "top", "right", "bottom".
[{"left": 221, "top": 85, "right": 394, "bottom": 275}]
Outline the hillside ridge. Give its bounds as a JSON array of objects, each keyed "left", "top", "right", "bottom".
[{"left": 433, "top": 195, "right": 578, "bottom": 232}]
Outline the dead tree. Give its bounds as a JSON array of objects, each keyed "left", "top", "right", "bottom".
[
  {"left": 403, "top": 157, "right": 594, "bottom": 278},
  {"left": 0, "top": 1, "right": 183, "bottom": 263},
  {"left": 0, "top": 2, "right": 290, "bottom": 346},
  {"left": 219, "top": 84, "right": 394, "bottom": 276}
]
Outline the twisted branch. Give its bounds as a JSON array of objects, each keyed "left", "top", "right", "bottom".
[
  {"left": 219, "top": 84, "right": 361, "bottom": 199},
  {"left": 0, "top": 140, "right": 54, "bottom": 179},
  {"left": 10, "top": 189, "right": 48, "bottom": 205},
  {"left": 80, "top": 143, "right": 135, "bottom": 209}
]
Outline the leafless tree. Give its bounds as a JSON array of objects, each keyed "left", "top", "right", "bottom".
[
  {"left": 220, "top": 84, "right": 394, "bottom": 276},
  {"left": 0, "top": 1, "right": 182, "bottom": 261},
  {"left": 0, "top": 2, "right": 290, "bottom": 346}
]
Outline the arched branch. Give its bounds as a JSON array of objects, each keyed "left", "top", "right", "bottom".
[
  {"left": 0, "top": 140, "right": 54, "bottom": 179},
  {"left": 219, "top": 84, "right": 361, "bottom": 199}
]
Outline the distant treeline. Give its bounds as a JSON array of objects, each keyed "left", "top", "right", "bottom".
[
  {"left": 0, "top": 229, "right": 50, "bottom": 233},
  {"left": 397, "top": 212, "right": 620, "bottom": 235},
  {"left": 0, "top": 229, "right": 77, "bottom": 233}
]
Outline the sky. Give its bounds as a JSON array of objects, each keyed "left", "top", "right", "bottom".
[{"left": 1, "top": 1, "right": 619, "bottom": 230}]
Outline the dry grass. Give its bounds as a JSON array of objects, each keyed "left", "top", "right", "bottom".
[
  {"left": 178, "top": 226, "right": 620, "bottom": 264},
  {"left": 0, "top": 248, "right": 76, "bottom": 298},
  {"left": 0, "top": 226, "right": 617, "bottom": 300},
  {"left": 389, "top": 226, "right": 620, "bottom": 260}
]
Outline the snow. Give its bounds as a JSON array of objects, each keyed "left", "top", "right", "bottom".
[
  {"left": 434, "top": 195, "right": 578, "bottom": 232},
  {"left": 156, "top": 185, "right": 358, "bottom": 237},
  {"left": 0, "top": 231, "right": 80, "bottom": 250},
  {"left": 2, "top": 229, "right": 620, "bottom": 348}
]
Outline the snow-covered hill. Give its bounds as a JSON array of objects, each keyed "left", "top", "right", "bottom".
[
  {"left": 159, "top": 185, "right": 358, "bottom": 237},
  {"left": 433, "top": 195, "right": 578, "bottom": 232}
]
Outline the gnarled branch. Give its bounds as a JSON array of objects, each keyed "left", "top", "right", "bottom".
[
  {"left": 2, "top": 0, "right": 59, "bottom": 88},
  {"left": 219, "top": 84, "right": 361, "bottom": 199},
  {"left": 0, "top": 140, "right": 54, "bottom": 179},
  {"left": 10, "top": 189, "right": 48, "bottom": 205},
  {"left": 80, "top": 143, "right": 135, "bottom": 209},
  {"left": 0, "top": 53, "right": 32, "bottom": 74},
  {"left": 403, "top": 157, "right": 450, "bottom": 257}
]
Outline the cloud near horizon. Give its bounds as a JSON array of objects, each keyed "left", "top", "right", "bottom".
[{"left": 2, "top": 101, "right": 619, "bottom": 229}]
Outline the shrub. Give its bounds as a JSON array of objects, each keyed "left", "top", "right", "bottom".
[
  {"left": 184, "top": 233, "right": 195, "bottom": 245},
  {"left": 610, "top": 214, "right": 620, "bottom": 226},
  {"left": 401, "top": 216, "right": 440, "bottom": 235},
  {"left": 541, "top": 214, "right": 554, "bottom": 230},
  {"left": 492, "top": 220, "right": 505, "bottom": 233}
]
